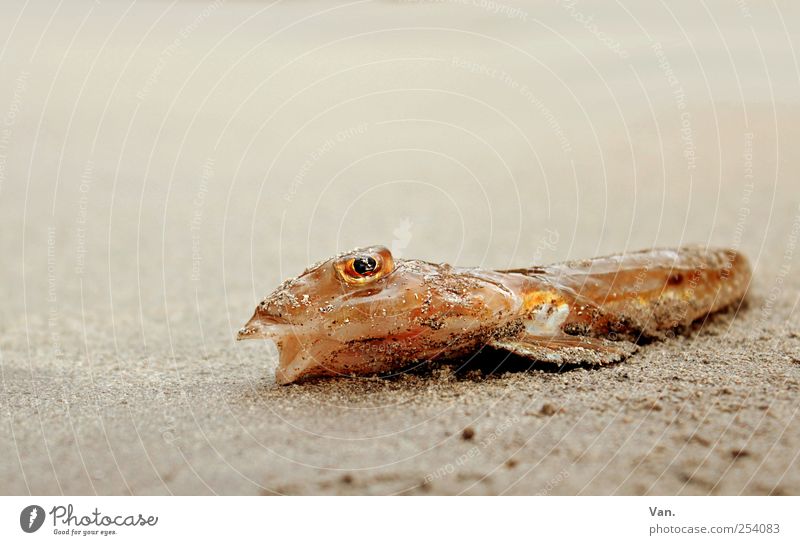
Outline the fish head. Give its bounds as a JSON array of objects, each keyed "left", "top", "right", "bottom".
[{"left": 238, "top": 245, "right": 521, "bottom": 383}]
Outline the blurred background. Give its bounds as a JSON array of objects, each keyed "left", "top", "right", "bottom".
[{"left": 1, "top": 0, "right": 798, "bottom": 495}]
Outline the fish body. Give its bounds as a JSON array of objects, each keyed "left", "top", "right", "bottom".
[{"left": 238, "top": 246, "right": 750, "bottom": 384}]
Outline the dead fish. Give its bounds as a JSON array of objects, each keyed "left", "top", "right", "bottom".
[{"left": 238, "top": 246, "right": 750, "bottom": 384}]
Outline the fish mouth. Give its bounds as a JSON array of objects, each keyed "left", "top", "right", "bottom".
[
  {"left": 237, "top": 314, "right": 321, "bottom": 385},
  {"left": 236, "top": 313, "right": 292, "bottom": 340},
  {"left": 237, "top": 312, "right": 347, "bottom": 385}
]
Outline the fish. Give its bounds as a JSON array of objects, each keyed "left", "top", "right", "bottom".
[{"left": 237, "top": 245, "right": 751, "bottom": 384}]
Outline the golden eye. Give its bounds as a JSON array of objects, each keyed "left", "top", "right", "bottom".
[
  {"left": 335, "top": 247, "right": 394, "bottom": 285},
  {"left": 353, "top": 256, "right": 378, "bottom": 276}
]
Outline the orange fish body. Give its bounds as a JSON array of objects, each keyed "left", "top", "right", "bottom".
[{"left": 238, "top": 246, "right": 750, "bottom": 384}]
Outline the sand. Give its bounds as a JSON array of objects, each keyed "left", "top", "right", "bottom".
[{"left": 1, "top": 0, "right": 799, "bottom": 495}]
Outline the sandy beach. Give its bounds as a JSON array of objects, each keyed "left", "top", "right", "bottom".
[{"left": 1, "top": 0, "right": 799, "bottom": 495}]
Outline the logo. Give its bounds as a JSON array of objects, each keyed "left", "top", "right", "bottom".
[
  {"left": 18, "top": 503, "right": 159, "bottom": 536},
  {"left": 20, "top": 505, "right": 45, "bottom": 533}
]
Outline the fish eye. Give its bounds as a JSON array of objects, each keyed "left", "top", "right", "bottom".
[
  {"left": 352, "top": 256, "right": 378, "bottom": 276},
  {"left": 335, "top": 247, "right": 395, "bottom": 285}
]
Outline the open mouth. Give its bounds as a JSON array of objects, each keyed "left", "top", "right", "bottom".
[
  {"left": 237, "top": 313, "right": 315, "bottom": 384},
  {"left": 236, "top": 313, "right": 292, "bottom": 340}
]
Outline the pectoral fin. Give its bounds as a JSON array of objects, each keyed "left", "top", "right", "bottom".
[{"left": 488, "top": 333, "right": 637, "bottom": 365}]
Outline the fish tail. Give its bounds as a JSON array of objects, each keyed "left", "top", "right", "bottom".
[{"left": 534, "top": 246, "right": 752, "bottom": 338}]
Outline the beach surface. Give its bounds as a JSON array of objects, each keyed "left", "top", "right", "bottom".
[{"left": 1, "top": 0, "right": 799, "bottom": 494}]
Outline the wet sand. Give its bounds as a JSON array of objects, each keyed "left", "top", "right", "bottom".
[{"left": 1, "top": 0, "right": 799, "bottom": 494}]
